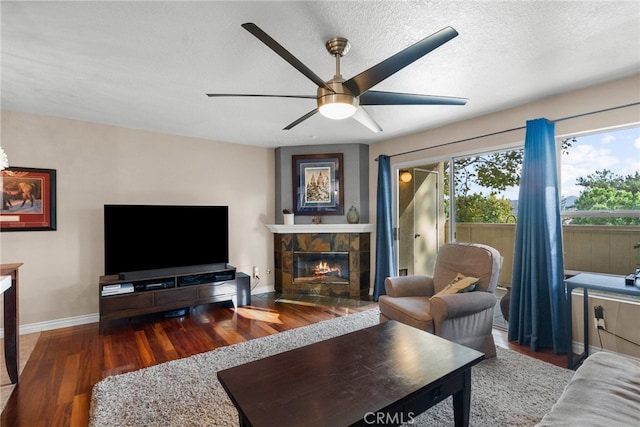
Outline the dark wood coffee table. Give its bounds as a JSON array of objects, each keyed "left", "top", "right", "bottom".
[{"left": 217, "top": 319, "right": 484, "bottom": 426}]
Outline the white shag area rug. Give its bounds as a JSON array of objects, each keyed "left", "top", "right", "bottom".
[{"left": 89, "top": 307, "right": 574, "bottom": 426}]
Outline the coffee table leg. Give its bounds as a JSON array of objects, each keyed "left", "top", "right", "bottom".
[
  {"left": 452, "top": 369, "right": 471, "bottom": 427},
  {"left": 237, "top": 411, "right": 252, "bottom": 427}
]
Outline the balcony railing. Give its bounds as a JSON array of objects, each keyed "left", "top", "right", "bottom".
[{"left": 452, "top": 223, "right": 639, "bottom": 287}]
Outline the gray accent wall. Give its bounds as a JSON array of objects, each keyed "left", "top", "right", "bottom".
[{"left": 275, "top": 144, "right": 369, "bottom": 225}]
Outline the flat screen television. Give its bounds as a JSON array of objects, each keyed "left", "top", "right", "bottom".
[{"left": 104, "top": 204, "right": 229, "bottom": 277}]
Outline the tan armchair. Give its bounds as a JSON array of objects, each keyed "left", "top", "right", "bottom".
[{"left": 379, "top": 242, "right": 502, "bottom": 358}]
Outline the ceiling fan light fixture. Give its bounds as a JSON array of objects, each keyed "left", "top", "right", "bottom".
[
  {"left": 318, "top": 93, "right": 358, "bottom": 120},
  {"left": 210, "top": 24, "right": 465, "bottom": 132}
]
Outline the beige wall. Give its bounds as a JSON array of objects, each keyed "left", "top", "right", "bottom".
[
  {"left": 0, "top": 110, "right": 275, "bottom": 328},
  {"left": 571, "top": 293, "right": 640, "bottom": 359}
]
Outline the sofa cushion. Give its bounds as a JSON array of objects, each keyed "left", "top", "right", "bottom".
[
  {"left": 536, "top": 351, "right": 640, "bottom": 426},
  {"left": 434, "top": 273, "right": 478, "bottom": 297},
  {"left": 378, "top": 295, "right": 434, "bottom": 333}
]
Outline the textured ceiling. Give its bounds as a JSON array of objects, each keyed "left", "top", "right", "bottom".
[{"left": 2, "top": 1, "right": 639, "bottom": 148}]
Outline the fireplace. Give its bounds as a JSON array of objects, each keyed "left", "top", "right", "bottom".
[
  {"left": 293, "top": 252, "right": 350, "bottom": 285},
  {"left": 272, "top": 230, "right": 370, "bottom": 298}
]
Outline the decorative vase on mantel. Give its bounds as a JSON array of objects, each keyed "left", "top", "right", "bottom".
[{"left": 347, "top": 206, "right": 360, "bottom": 224}]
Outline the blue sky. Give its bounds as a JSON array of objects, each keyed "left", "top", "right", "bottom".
[{"left": 560, "top": 125, "right": 640, "bottom": 198}]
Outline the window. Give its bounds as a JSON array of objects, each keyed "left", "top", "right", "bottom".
[
  {"left": 560, "top": 126, "right": 640, "bottom": 225},
  {"left": 447, "top": 148, "right": 523, "bottom": 225},
  {"left": 560, "top": 125, "right": 640, "bottom": 275}
]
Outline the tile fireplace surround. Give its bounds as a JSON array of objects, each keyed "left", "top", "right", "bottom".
[{"left": 267, "top": 224, "right": 373, "bottom": 298}]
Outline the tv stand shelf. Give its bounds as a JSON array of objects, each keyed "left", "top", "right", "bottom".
[{"left": 98, "top": 264, "right": 250, "bottom": 333}]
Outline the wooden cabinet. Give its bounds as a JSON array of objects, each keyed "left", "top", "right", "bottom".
[
  {"left": 98, "top": 266, "right": 250, "bottom": 333},
  {"left": 1, "top": 263, "right": 21, "bottom": 384}
]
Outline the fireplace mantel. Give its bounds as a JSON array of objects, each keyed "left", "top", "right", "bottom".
[{"left": 266, "top": 224, "right": 374, "bottom": 234}]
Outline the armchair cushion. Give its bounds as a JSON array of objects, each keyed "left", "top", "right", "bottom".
[
  {"left": 433, "top": 273, "right": 479, "bottom": 297},
  {"left": 433, "top": 242, "right": 501, "bottom": 293},
  {"left": 378, "top": 296, "right": 434, "bottom": 333},
  {"left": 430, "top": 291, "right": 499, "bottom": 321}
]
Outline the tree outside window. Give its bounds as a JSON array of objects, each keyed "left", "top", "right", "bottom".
[
  {"left": 447, "top": 128, "right": 639, "bottom": 225},
  {"left": 561, "top": 127, "right": 640, "bottom": 225}
]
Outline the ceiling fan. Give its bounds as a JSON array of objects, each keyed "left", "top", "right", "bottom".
[{"left": 206, "top": 23, "right": 467, "bottom": 133}]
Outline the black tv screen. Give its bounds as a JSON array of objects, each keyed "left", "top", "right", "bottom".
[{"left": 104, "top": 204, "right": 229, "bottom": 276}]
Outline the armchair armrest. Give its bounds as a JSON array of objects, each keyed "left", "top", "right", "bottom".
[
  {"left": 384, "top": 275, "right": 435, "bottom": 298},
  {"left": 430, "top": 291, "right": 497, "bottom": 321}
]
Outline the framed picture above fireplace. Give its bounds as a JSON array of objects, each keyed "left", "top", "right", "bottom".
[{"left": 292, "top": 153, "right": 344, "bottom": 215}]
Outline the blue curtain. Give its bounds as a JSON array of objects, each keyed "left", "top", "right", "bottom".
[
  {"left": 373, "top": 155, "right": 396, "bottom": 301},
  {"left": 509, "top": 118, "right": 568, "bottom": 353}
]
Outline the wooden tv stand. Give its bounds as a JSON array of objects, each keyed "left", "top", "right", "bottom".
[{"left": 98, "top": 264, "right": 250, "bottom": 333}]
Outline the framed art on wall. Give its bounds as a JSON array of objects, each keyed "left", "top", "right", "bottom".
[
  {"left": 1, "top": 167, "right": 57, "bottom": 231},
  {"left": 292, "top": 153, "right": 344, "bottom": 215}
]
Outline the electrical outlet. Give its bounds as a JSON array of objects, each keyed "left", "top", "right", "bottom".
[
  {"left": 594, "top": 305, "right": 605, "bottom": 330},
  {"left": 253, "top": 266, "right": 259, "bottom": 278},
  {"left": 594, "top": 305, "right": 604, "bottom": 319},
  {"left": 266, "top": 268, "right": 271, "bottom": 275}
]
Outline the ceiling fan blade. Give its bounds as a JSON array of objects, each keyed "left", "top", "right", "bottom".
[
  {"left": 352, "top": 107, "right": 382, "bottom": 133},
  {"left": 359, "top": 91, "right": 467, "bottom": 106},
  {"left": 242, "top": 23, "right": 334, "bottom": 93},
  {"left": 343, "top": 27, "right": 459, "bottom": 96},
  {"left": 206, "top": 93, "right": 316, "bottom": 99},
  {"left": 283, "top": 108, "right": 319, "bottom": 130}
]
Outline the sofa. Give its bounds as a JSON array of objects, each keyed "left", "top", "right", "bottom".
[{"left": 536, "top": 351, "right": 640, "bottom": 426}]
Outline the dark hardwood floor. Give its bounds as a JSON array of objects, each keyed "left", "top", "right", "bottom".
[{"left": 1, "top": 293, "right": 566, "bottom": 427}]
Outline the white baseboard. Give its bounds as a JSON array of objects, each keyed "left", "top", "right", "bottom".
[
  {"left": 0, "top": 313, "right": 99, "bottom": 338},
  {"left": 250, "top": 284, "right": 274, "bottom": 295},
  {"left": 0, "top": 287, "right": 276, "bottom": 338}
]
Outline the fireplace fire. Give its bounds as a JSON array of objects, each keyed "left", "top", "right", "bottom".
[{"left": 294, "top": 252, "right": 349, "bottom": 284}]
